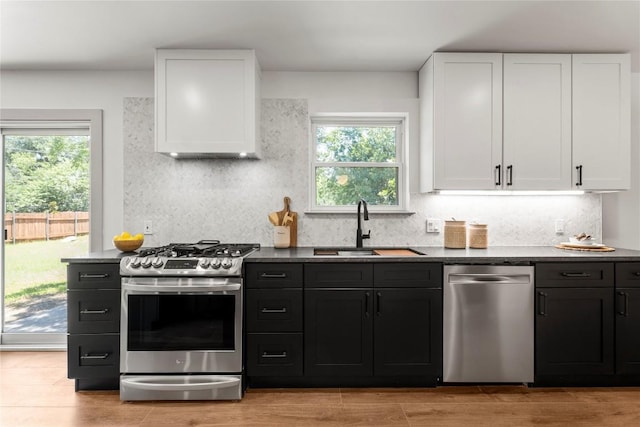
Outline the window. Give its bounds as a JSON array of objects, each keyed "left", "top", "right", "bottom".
[{"left": 310, "top": 115, "right": 407, "bottom": 212}]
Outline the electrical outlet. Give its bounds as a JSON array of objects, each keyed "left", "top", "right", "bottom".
[
  {"left": 144, "top": 220, "right": 153, "bottom": 235},
  {"left": 555, "top": 219, "right": 564, "bottom": 234},
  {"left": 426, "top": 218, "right": 442, "bottom": 233}
]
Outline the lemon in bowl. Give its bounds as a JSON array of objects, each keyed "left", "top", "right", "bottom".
[{"left": 113, "top": 231, "right": 144, "bottom": 252}]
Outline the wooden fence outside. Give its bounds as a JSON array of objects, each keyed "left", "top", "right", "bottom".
[{"left": 4, "top": 211, "right": 89, "bottom": 243}]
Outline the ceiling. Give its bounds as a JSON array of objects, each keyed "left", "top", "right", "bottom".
[{"left": 1, "top": 0, "right": 639, "bottom": 72}]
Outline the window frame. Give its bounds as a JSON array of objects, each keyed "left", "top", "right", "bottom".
[{"left": 309, "top": 113, "right": 408, "bottom": 213}]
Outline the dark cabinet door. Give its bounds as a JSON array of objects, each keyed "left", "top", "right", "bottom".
[
  {"left": 374, "top": 288, "right": 442, "bottom": 376},
  {"left": 536, "top": 288, "right": 614, "bottom": 375},
  {"left": 616, "top": 288, "right": 640, "bottom": 375},
  {"left": 304, "top": 289, "right": 373, "bottom": 376}
]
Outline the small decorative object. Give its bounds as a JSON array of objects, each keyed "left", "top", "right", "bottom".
[
  {"left": 444, "top": 220, "right": 466, "bottom": 249},
  {"left": 468, "top": 223, "right": 488, "bottom": 249},
  {"left": 273, "top": 226, "right": 290, "bottom": 248}
]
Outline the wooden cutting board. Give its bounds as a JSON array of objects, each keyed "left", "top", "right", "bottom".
[
  {"left": 276, "top": 196, "right": 297, "bottom": 247},
  {"left": 373, "top": 249, "right": 420, "bottom": 256},
  {"left": 555, "top": 244, "right": 615, "bottom": 252}
]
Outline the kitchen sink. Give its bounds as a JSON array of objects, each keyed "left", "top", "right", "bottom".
[{"left": 313, "top": 248, "right": 425, "bottom": 257}]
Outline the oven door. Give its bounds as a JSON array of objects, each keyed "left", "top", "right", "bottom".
[{"left": 120, "top": 277, "right": 242, "bottom": 374}]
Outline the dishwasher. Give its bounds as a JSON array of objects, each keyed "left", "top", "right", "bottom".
[{"left": 443, "top": 265, "right": 534, "bottom": 383}]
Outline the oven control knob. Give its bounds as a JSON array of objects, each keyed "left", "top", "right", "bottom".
[
  {"left": 199, "top": 259, "right": 210, "bottom": 269},
  {"left": 141, "top": 257, "right": 152, "bottom": 268},
  {"left": 130, "top": 257, "right": 142, "bottom": 268},
  {"left": 151, "top": 257, "right": 164, "bottom": 268},
  {"left": 221, "top": 258, "right": 233, "bottom": 269},
  {"left": 211, "top": 259, "right": 222, "bottom": 269}
]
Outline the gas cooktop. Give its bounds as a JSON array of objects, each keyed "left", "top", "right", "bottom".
[{"left": 120, "top": 240, "right": 260, "bottom": 277}]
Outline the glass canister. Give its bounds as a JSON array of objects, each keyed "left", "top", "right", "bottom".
[
  {"left": 468, "top": 223, "right": 488, "bottom": 249},
  {"left": 444, "top": 220, "right": 467, "bottom": 249}
]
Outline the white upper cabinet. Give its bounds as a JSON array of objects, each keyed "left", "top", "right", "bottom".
[
  {"left": 572, "top": 54, "right": 631, "bottom": 190},
  {"left": 155, "top": 49, "right": 261, "bottom": 158},
  {"left": 503, "top": 54, "right": 572, "bottom": 190},
  {"left": 420, "top": 53, "right": 503, "bottom": 191}
]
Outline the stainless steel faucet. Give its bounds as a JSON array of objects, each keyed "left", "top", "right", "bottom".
[{"left": 356, "top": 199, "right": 371, "bottom": 248}]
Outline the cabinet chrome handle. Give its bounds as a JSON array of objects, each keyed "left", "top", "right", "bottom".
[
  {"left": 80, "top": 353, "right": 109, "bottom": 360},
  {"left": 261, "top": 307, "right": 287, "bottom": 313},
  {"left": 617, "top": 291, "right": 629, "bottom": 316},
  {"left": 80, "top": 273, "right": 110, "bottom": 279},
  {"left": 376, "top": 292, "right": 382, "bottom": 316},
  {"left": 576, "top": 165, "right": 583, "bottom": 186},
  {"left": 560, "top": 272, "right": 591, "bottom": 278},
  {"left": 261, "top": 351, "right": 287, "bottom": 359},
  {"left": 495, "top": 165, "right": 501, "bottom": 186},
  {"left": 80, "top": 308, "right": 109, "bottom": 315},
  {"left": 260, "top": 273, "right": 287, "bottom": 279},
  {"left": 506, "top": 165, "right": 513, "bottom": 186},
  {"left": 538, "top": 291, "right": 547, "bottom": 316}
]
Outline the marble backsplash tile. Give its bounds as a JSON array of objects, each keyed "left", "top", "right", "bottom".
[{"left": 123, "top": 97, "right": 602, "bottom": 248}]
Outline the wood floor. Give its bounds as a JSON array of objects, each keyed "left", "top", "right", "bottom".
[{"left": 1, "top": 352, "right": 640, "bottom": 426}]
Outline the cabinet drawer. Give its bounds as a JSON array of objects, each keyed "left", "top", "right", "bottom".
[
  {"left": 616, "top": 263, "right": 640, "bottom": 288},
  {"left": 68, "top": 334, "right": 120, "bottom": 379},
  {"left": 305, "top": 263, "right": 373, "bottom": 288},
  {"left": 536, "top": 263, "right": 613, "bottom": 288},
  {"left": 67, "top": 264, "right": 120, "bottom": 289},
  {"left": 246, "top": 289, "right": 302, "bottom": 332},
  {"left": 67, "top": 290, "right": 120, "bottom": 334},
  {"left": 246, "top": 333, "right": 303, "bottom": 377},
  {"left": 245, "top": 263, "right": 303, "bottom": 288},
  {"left": 374, "top": 263, "right": 442, "bottom": 288}
]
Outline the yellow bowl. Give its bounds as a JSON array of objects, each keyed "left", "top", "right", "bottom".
[{"left": 113, "top": 238, "right": 144, "bottom": 252}]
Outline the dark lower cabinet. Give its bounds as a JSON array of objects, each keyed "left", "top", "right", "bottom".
[
  {"left": 66, "top": 262, "right": 121, "bottom": 390},
  {"left": 616, "top": 288, "right": 640, "bottom": 375},
  {"left": 245, "top": 263, "right": 304, "bottom": 385},
  {"left": 535, "top": 287, "right": 614, "bottom": 376},
  {"left": 374, "top": 288, "right": 442, "bottom": 376},
  {"left": 304, "top": 286, "right": 442, "bottom": 382},
  {"left": 304, "top": 289, "right": 373, "bottom": 377}
]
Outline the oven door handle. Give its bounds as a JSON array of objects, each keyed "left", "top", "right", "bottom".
[
  {"left": 122, "top": 282, "right": 240, "bottom": 293},
  {"left": 120, "top": 375, "right": 241, "bottom": 391}
]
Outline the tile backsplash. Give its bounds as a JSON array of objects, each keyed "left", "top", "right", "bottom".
[{"left": 123, "top": 97, "right": 601, "bottom": 247}]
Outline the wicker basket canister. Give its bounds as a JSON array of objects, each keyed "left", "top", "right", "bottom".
[
  {"left": 444, "top": 220, "right": 467, "bottom": 249},
  {"left": 468, "top": 223, "right": 488, "bottom": 249}
]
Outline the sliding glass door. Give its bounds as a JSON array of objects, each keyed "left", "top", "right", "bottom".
[{"left": 0, "top": 109, "right": 102, "bottom": 347}]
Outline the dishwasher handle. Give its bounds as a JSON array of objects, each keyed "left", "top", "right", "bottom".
[{"left": 448, "top": 273, "right": 532, "bottom": 284}]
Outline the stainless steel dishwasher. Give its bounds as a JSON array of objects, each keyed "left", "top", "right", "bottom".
[{"left": 443, "top": 265, "right": 534, "bottom": 383}]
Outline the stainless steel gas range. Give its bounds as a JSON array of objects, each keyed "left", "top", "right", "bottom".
[{"left": 118, "top": 240, "right": 259, "bottom": 401}]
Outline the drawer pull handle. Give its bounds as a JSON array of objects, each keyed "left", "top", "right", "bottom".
[
  {"left": 80, "top": 308, "right": 110, "bottom": 315},
  {"left": 261, "top": 308, "right": 287, "bottom": 313},
  {"left": 80, "top": 353, "right": 110, "bottom": 360},
  {"left": 617, "top": 291, "right": 629, "bottom": 316},
  {"left": 262, "top": 351, "right": 287, "bottom": 359},
  {"left": 560, "top": 272, "right": 591, "bottom": 278},
  {"left": 634, "top": 272, "right": 640, "bottom": 277},
  {"left": 80, "top": 273, "right": 110, "bottom": 279},
  {"left": 260, "top": 273, "right": 287, "bottom": 279}
]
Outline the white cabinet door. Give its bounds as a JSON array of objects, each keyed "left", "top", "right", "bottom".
[
  {"left": 503, "top": 54, "right": 572, "bottom": 190},
  {"left": 155, "top": 49, "right": 260, "bottom": 158},
  {"left": 421, "top": 53, "right": 502, "bottom": 191},
  {"left": 573, "top": 54, "right": 630, "bottom": 190}
]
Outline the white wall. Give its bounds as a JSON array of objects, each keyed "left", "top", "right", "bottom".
[{"left": 0, "top": 70, "right": 153, "bottom": 248}]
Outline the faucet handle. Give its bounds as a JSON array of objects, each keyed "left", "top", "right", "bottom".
[{"left": 362, "top": 230, "right": 371, "bottom": 240}]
